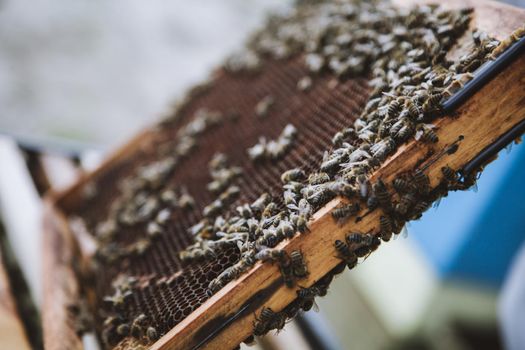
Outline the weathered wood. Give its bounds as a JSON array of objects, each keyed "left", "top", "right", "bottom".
[{"left": 0, "top": 251, "right": 31, "bottom": 350}]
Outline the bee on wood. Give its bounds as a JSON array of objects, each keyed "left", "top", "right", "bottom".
[
  {"left": 372, "top": 179, "right": 392, "bottom": 210},
  {"left": 392, "top": 177, "right": 415, "bottom": 194},
  {"left": 395, "top": 193, "right": 417, "bottom": 216},
  {"left": 346, "top": 232, "right": 380, "bottom": 258},
  {"left": 320, "top": 154, "right": 346, "bottom": 174},
  {"left": 281, "top": 168, "right": 306, "bottom": 183},
  {"left": 332, "top": 203, "right": 360, "bottom": 222},
  {"left": 379, "top": 215, "right": 394, "bottom": 241},
  {"left": 334, "top": 240, "right": 357, "bottom": 269},
  {"left": 415, "top": 124, "right": 439, "bottom": 143},
  {"left": 441, "top": 165, "right": 460, "bottom": 189},
  {"left": 370, "top": 137, "right": 396, "bottom": 160},
  {"left": 410, "top": 201, "right": 431, "bottom": 220},
  {"left": 283, "top": 190, "right": 298, "bottom": 206},
  {"left": 422, "top": 92, "right": 444, "bottom": 112},
  {"left": 290, "top": 250, "right": 308, "bottom": 278},
  {"left": 255, "top": 248, "right": 288, "bottom": 264},
  {"left": 413, "top": 169, "right": 430, "bottom": 194},
  {"left": 255, "top": 95, "right": 275, "bottom": 118},
  {"left": 297, "top": 286, "right": 321, "bottom": 312}
]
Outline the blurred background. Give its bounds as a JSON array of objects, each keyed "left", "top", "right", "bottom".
[{"left": 0, "top": 1, "right": 524, "bottom": 349}]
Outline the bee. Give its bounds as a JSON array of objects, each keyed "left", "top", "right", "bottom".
[
  {"left": 116, "top": 323, "right": 130, "bottom": 336},
  {"left": 208, "top": 153, "right": 228, "bottom": 170},
  {"left": 387, "top": 99, "right": 402, "bottom": 118},
  {"left": 297, "top": 76, "right": 313, "bottom": 91},
  {"left": 372, "top": 179, "right": 392, "bottom": 210},
  {"left": 236, "top": 204, "right": 253, "bottom": 218},
  {"left": 346, "top": 233, "right": 380, "bottom": 257},
  {"left": 379, "top": 215, "right": 394, "bottom": 241},
  {"left": 296, "top": 286, "right": 320, "bottom": 312},
  {"left": 291, "top": 213, "right": 309, "bottom": 234},
  {"left": 255, "top": 248, "right": 288, "bottom": 264},
  {"left": 422, "top": 92, "right": 444, "bottom": 112},
  {"left": 131, "top": 314, "right": 149, "bottom": 338},
  {"left": 334, "top": 240, "right": 358, "bottom": 269},
  {"left": 392, "top": 177, "right": 415, "bottom": 194},
  {"left": 103, "top": 288, "right": 132, "bottom": 311},
  {"left": 146, "top": 326, "right": 158, "bottom": 342},
  {"left": 255, "top": 95, "right": 275, "bottom": 118},
  {"left": 276, "top": 220, "right": 295, "bottom": 239},
  {"left": 308, "top": 172, "right": 331, "bottom": 185},
  {"left": 395, "top": 193, "right": 417, "bottom": 216},
  {"left": 281, "top": 168, "right": 306, "bottom": 183},
  {"left": 410, "top": 201, "right": 431, "bottom": 219},
  {"left": 219, "top": 185, "right": 240, "bottom": 204},
  {"left": 413, "top": 170, "right": 430, "bottom": 194},
  {"left": 248, "top": 138, "right": 267, "bottom": 161},
  {"left": 305, "top": 53, "right": 324, "bottom": 73},
  {"left": 332, "top": 203, "right": 360, "bottom": 222},
  {"left": 251, "top": 193, "right": 271, "bottom": 213},
  {"left": 283, "top": 190, "right": 298, "bottom": 206},
  {"left": 178, "top": 189, "right": 195, "bottom": 209},
  {"left": 279, "top": 258, "right": 295, "bottom": 288},
  {"left": 262, "top": 202, "right": 278, "bottom": 218},
  {"left": 290, "top": 250, "right": 308, "bottom": 278},
  {"left": 441, "top": 166, "right": 459, "bottom": 188},
  {"left": 256, "top": 229, "right": 279, "bottom": 248},
  {"left": 320, "top": 154, "right": 345, "bottom": 174},
  {"left": 332, "top": 128, "right": 356, "bottom": 146},
  {"left": 370, "top": 137, "right": 396, "bottom": 160},
  {"left": 415, "top": 124, "right": 439, "bottom": 143},
  {"left": 203, "top": 199, "right": 223, "bottom": 218}
]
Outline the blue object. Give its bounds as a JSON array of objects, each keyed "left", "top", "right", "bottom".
[{"left": 409, "top": 142, "right": 525, "bottom": 287}]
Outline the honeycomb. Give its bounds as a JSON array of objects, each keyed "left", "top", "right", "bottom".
[{"left": 59, "top": 55, "right": 370, "bottom": 347}]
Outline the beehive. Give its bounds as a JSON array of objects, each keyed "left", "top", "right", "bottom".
[{"left": 42, "top": 0, "right": 525, "bottom": 349}]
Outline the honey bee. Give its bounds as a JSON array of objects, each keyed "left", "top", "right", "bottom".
[
  {"left": 372, "top": 179, "right": 392, "bottom": 210},
  {"left": 103, "top": 288, "right": 132, "bottom": 311},
  {"left": 290, "top": 250, "right": 308, "bottom": 278},
  {"left": 255, "top": 95, "right": 275, "bottom": 118},
  {"left": 410, "top": 201, "right": 431, "bottom": 219},
  {"left": 334, "top": 239, "right": 357, "bottom": 269},
  {"left": 131, "top": 314, "right": 149, "bottom": 338},
  {"left": 296, "top": 286, "right": 320, "bottom": 312},
  {"left": 146, "top": 326, "right": 158, "bottom": 342},
  {"left": 308, "top": 172, "right": 331, "bottom": 185},
  {"left": 395, "top": 193, "right": 417, "bottom": 216},
  {"left": 346, "top": 232, "right": 380, "bottom": 257},
  {"left": 203, "top": 199, "right": 223, "bottom": 219},
  {"left": 415, "top": 124, "right": 439, "bottom": 143},
  {"left": 178, "top": 189, "right": 195, "bottom": 209},
  {"left": 379, "top": 215, "right": 394, "bottom": 241},
  {"left": 387, "top": 99, "right": 402, "bottom": 118},
  {"left": 413, "top": 169, "right": 430, "bottom": 194},
  {"left": 297, "top": 76, "right": 313, "bottom": 91},
  {"left": 392, "top": 177, "right": 415, "bottom": 194},
  {"left": 320, "top": 154, "right": 345, "bottom": 174},
  {"left": 305, "top": 53, "right": 324, "bottom": 73},
  {"left": 370, "top": 137, "right": 396, "bottom": 160},
  {"left": 332, "top": 203, "right": 360, "bottom": 222},
  {"left": 116, "top": 323, "right": 130, "bottom": 336},
  {"left": 422, "top": 92, "right": 444, "bottom": 112},
  {"left": 441, "top": 165, "right": 459, "bottom": 188},
  {"left": 219, "top": 185, "right": 241, "bottom": 204},
  {"left": 255, "top": 248, "right": 288, "bottom": 264},
  {"left": 281, "top": 168, "right": 306, "bottom": 183},
  {"left": 251, "top": 193, "right": 271, "bottom": 213}
]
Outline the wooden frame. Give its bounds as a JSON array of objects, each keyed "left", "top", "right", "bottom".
[{"left": 42, "top": 0, "right": 525, "bottom": 349}]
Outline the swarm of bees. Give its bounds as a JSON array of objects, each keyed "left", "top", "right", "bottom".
[{"left": 68, "top": 0, "right": 525, "bottom": 345}]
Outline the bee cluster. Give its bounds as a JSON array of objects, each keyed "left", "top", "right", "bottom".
[
  {"left": 65, "top": 0, "right": 525, "bottom": 346},
  {"left": 247, "top": 124, "right": 298, "bottom": 161}
]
